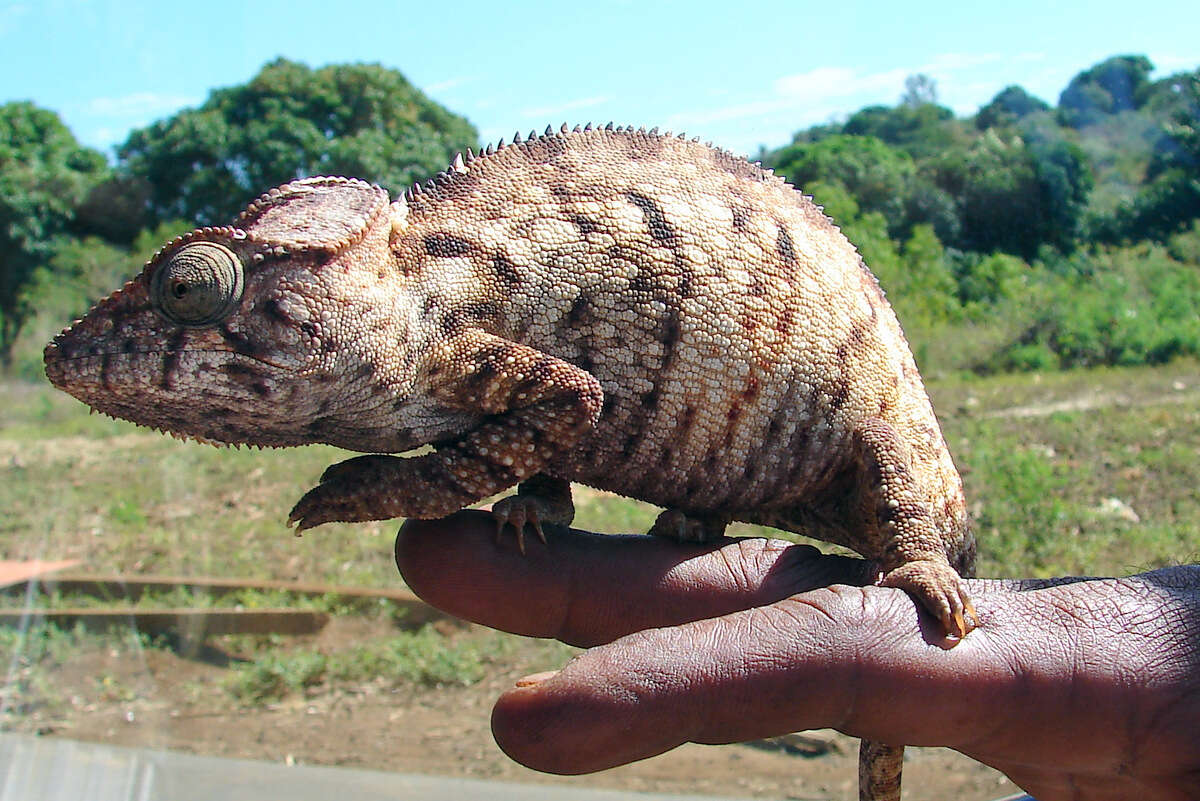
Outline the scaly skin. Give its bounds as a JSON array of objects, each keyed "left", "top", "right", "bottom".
[{"left": 44, "top": 123, "right": 978, "bottom": 801}]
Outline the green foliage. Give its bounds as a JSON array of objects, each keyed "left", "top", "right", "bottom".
[
  {"left": 8, "top": 220, "right": 191, "bottom": 379},
  {"left": 843, "top": 101, "right": 965, "bottom": 161},
  {"left": 226, "top": 626, "right": 490, "bottom": 704},
  {"left": 965, "top": 435, "right": 1071, "bottom": 571},
  {"left": 0, "top": 102, "right": 108, "bottom": 366},
  {"left": 1106, "top": 72, "right": 1200, "bottom": 241},
  {"left": 769, "top": 135, "right": 916, "bottom": 233},
  {"left": 5, "top": 52, "right": 1200, "bottom": 383},
  {"left": 976, "top": 85, "right": 1051, "bottom": 131},
  {"left": 1167, "top": 219, "right": 1200, "bottom": 263},
  {"left": 118, "top": 59, "right": 478, "bottom": 226},
  {"left": 931, "top": 129, "right": 1091, "bottom": 256},
  {"left": 992, "top": 244, "right": 1200, "bottom": 371},
  {"left": 1058, "top": 55, "right": 1154, "bottom": 128}
]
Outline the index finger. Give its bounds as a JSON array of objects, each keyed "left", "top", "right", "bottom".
[{"left": 395, "top": 510, "right": 874, "bottom": 647}]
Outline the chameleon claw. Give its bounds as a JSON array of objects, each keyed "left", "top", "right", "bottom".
[
  {"left": 527, "top": 507, "right": 546, "bottom": 544},
  {"left": 491, "top": 495, "right": 553, "bottom": 554}
]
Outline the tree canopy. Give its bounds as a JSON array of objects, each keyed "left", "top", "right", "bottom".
[
  {"left": 976, "top": 86, "right": 1051, "bottom": 131},
  {"left": 1057, "top": 55, "right": 1155, "bottom": 128},
  {"left": 1, "top": 53, "right": 1198, "bottom": 377},
  {"left": 0, "top": 101, "right": 108, "bottom": 365},
  {"left": 117, "top": 59, "right": 478, "bottom": 226}
]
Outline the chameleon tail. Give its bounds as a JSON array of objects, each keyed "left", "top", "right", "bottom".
[{"left": 859, "top": 740, "right": 903, "bottom": 801}]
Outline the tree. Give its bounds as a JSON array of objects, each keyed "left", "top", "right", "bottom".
[
  {"left": 0, "top": 102, "right": 108, "bottom": 366},
  {"left": 976, "top": 86, "right": 1050, "bottom": 130},
  {"left": 901, "top": 74, "right": 939, "bottom": 108},
  {"left": 1115, "top": 72, "right": 1200, "bottom": 239},
  {"left": 1058, "top": 55, "right": 1154, "bottom": 128},
  {"left": 931, "top": 130, "right": 1091, "bottom": 257},
  {"left": 843, "top": 102, "right": 965, "bottom": 161},
  {"left": 769, "top": 135, "right": 917, "bottom": 234},
  {"left": 118, "top": 59, "right": 479, "bottom": 226}
]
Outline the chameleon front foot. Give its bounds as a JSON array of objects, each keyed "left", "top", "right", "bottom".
[
  {"left": 287, "top": 454, "right": 408, "bottom": 531},
  {"left": 879, "top": 559, "right": 978, "bottom": 640},
  {"left": 287, "top": 453, "right": 475, "bottom": 532}
]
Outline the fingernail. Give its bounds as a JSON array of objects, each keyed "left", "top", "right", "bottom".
[{"left": 514, "top": 671, "right": 558, "bottom": 687}]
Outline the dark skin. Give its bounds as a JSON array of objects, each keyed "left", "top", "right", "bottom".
[{"left": 395, "top": 511, "right": 1200, "bottom": 801}]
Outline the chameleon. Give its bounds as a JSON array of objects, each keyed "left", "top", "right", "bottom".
[{"left": 44, "top": 123, "right": 977, "bottom": 801}]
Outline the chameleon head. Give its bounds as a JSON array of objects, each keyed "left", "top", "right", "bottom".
[{"left": 44, "top": 176, "right": 420, "bottom": 450}]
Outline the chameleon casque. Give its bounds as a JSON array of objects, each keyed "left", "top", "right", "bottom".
[{"left": 45, "top": 123, "right": 978, "bottom": 801}]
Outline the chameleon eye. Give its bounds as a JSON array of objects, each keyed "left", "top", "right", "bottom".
[{"left": 152, "top": 242, "right": 244, "bottom": 327}]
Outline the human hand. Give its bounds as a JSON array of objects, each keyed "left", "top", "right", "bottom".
[{"left": 394, "top": 511, "right": 1200, "bottom": 801}]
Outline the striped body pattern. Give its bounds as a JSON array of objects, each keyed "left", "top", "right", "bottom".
[{"left": 45, "top": 124, "right": 977, "bottom": 801}]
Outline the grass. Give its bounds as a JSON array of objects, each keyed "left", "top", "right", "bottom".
[
  {"left": 6, "top": 360, "right": 1199, "bottom": 583},
  {"left": 224, "top": 625, "right": 506, "bottom": 704},
  {"left": 3, "top": 359, "right": 1199, "bottom": 718}
]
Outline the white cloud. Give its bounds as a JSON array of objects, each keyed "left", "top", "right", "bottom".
[
  {"left": 423, "top": 77, "right": 470, "bottom": 94},
  {"left": 84, "top": 92, "right": 199, "bottom": 118},
  {"left": 665, "top": 52, "right": 1063, "bottom": 155}
]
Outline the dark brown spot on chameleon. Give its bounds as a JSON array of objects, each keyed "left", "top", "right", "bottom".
[
  {"left": 221, "top": 362, "right": 264, "bottom": 382},
  {"left": 440, "top": 302, "right": 500, "bottom": 334},
  {"left": 849, "top": 321, "right": 868, "bottom": 345},
  {"left": 306, "top": 416, "right": 335, "bottom": 435},
  {"left": 567, "top": 296, "right": 589, "bottom": 325},
  {"left": 828, "top": 383, "right": 848, "bottom": 413},
  {"left": 627, "top": 191, "right": 678, "bottom": 249},
  {"left": 568, "top": 214, "right": 601, "bottom": 237},
  {"left": 620, "top": 432, "right": 640, "bottom": 459},
  {"left": 160, "top": 329, "right": 186, "bottom": 390},
  {"left": 776, "top": 222, "right": 796, "bottom": 264},
  {"left": 100, "top": 353, "right": 113, "bottom": 391},
  {"left": 774, "top": 309, "right": 792, "bottom": 337},
  {"left": 522, "top": 135, "right": 567, "bottom": 164},
  {"left": 660, "top": 311, "right": 681, "bottom": 349},
  {"left": 423, "top": 232, "right": 474, "bottom": 258},
  {"left": 261, "top": 299, "right": 290, "bottom": 324},
  {"left": 491, "top": 254, "right": 521, "bottom": 286},
  {"left": 219, "top": 325, "right": 260, "bottom": 359},
  {"left": 731, "top": 206, "right": 751, "bottom": 233}
]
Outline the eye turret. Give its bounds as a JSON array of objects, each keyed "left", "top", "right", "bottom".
[{"left": 152, "top": 242, "right": 244, "bottom": 326}]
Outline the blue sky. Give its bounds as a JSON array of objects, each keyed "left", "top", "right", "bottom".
[{"left": 2, "top": 0, "right": 1197, "bottom": 161}]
